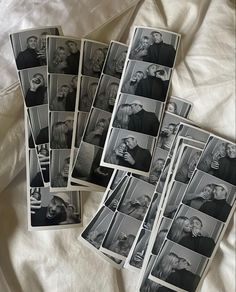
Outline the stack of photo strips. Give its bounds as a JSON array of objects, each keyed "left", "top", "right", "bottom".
[{"left": 10, "top": 25, "right": 235, "bottom": 291}]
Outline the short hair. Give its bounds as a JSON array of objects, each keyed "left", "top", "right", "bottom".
[
  {"left": 151, "top": 31, "right": 162, "bottom": 37},
  {"left": 189, "top": 216, "right": 203, "bottom": 227},
  {"left": 27, "top": 36, "right": 37, "bottom": 43},
  {"left": 65, "top": 40, "right": 77, "bottom": 46}
]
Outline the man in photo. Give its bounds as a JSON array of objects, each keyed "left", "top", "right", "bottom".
[
  {"left": 158, "top": 123, "right": 177, "bottom": 150},
  {"left": 135, "top": 64, "right": 169, "bottom": 101},
  {"left": 106, "top": 50, "right": 127, "bottom": 78},
  {"left": 122, "top": 71, "right": 144, "bottom": 95},
  {"left": 65, "top": 40, "right": 80, "bottom": 75},
  {"left": 199, "top": 184, "right": 231, "bottom": 222},
  {"left": 25, "top": 73, "right": 47, "bottom": 107},
  {"left": 136, "top": 158, "right": 165, "bottom": 185},
  {"left": 108, "top": 232, "right": 136, "bottom": 257},
  {"left": 128, "top": 100, "right": 160, "bottom": 136},
  {"left": 84, "top": 118, "right": 109, "bottom": 147},
  {"left": 51, "top": 84, "right": 70, "bottom": 111},
  {"left": 51, "top": 118, "right": 73, "bottom": 149},
  {"left": 51, "top": 157, "right": 70, "bottom": 187},
  {"left": 66, "top": 76, "right": 78, "bottom": 111},
  {"left": 16, "top": 35, "right": 41, "bottom": 69},
  {"left": 37, "top": 32, "right": 47, "bottom": 65},
  {"left": 79, "top": 81, "right": 98, "bottom": 112},
  {"left": 30, "top": 192, "right": 80, "bottom": 226},
  {"left": 95, "top": 82, "right": 119, "bottom": 112},
  {"left": 83, "top": 48, "right": 106, "bottom": 77},
  {"left": 143, "top": 31, "right": 176, "bottom": 67},
  {"left": 130, "top": 35, "right": 150, "bottom": 60},
  {"left": 115, "top": 135, "right": 152, "bottom": 172}
]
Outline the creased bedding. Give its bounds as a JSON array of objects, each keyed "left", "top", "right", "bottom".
[{"left": 0, "top": 0, "right": 235, "bottom": 291}]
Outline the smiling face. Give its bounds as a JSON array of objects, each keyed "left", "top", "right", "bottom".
[
  {"left": 27, "top": 37, "right": 38, "bottom": 49},
  {"left": 183, "top": 219, "right": 192, "bottom": 233},
  {"left": 203, "top": 185, "right": 214, "bottom": 199},
  {"left": 46, "top": 197, "right": 65, "bottom": 220},
  {"left": 124, "top": 137, "right": 137, "bottom": 149},
  {"left": 214, "top": 185, "right": 227, "bottom": 200},
  {"left": 226, "top": 144, "right": 236, "bottom": 158},
  {"left": 147, "top": 64, "right": 157, "bottom": 76}
]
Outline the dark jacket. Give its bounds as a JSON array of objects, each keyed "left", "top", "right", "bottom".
[
  {"left": 199, "top": 199, "right": 231, "bottom": 222},
  {"left": 65, "top": 51, "right": 80, "bottom": 75},
  {"left": 213, "top": 157, "right": 236, "bottom": 186},
  {"left": 31, "top": 207, "right": 67, "bottom": 227},
  {"left": 25, "top": 86, "right": 47, "bottom": 107},
  {"left": 30, "top": 172, "right": 44, "bottom": 187},
  {"left": 143, "top": 41, "right": 176, "bottom": 68},
  {"left": 167, "top": 269, "right": 200, "bottom": 292},
  {"left": 16, "top": 48, "right": 40, "bottom": 70},
  {"left": 128, "top": 109, "right": 160, "bottom": 136},
  {"left": 35, "top": 127, "right": 49, "bottom": 145},
  {"left": 65, "top": 89, "right": 76, "bottom": 111}
]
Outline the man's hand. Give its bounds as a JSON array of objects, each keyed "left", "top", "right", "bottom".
[
  {"left": 30, "top": 196, "right": 41, "bottom": 214},
  {"left": 37, "top": 49, "right": 46, "bottom": 60},
  {"left": 156, "top": 70, "right": 168, "bottom": 81},
  {"left": 211, "top": 160, "right": 219, "bottom": 169},
  {"left": 123, "top": 152, "right": 135, "bottom": 165}
]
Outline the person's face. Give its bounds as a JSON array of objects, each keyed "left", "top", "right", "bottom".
[
  {"left": 60, "top": 86, "right": 70, "bottom": 97},
  {"left": 135, "top": 72, "right": 144, "bottom": 82},
  {"left": 64, "top": 120, "right": 73, "bottom": 132},
  {"left": 178, "top": 259, "right": 189, "bottom": 270},
  {"left": 213, "top": 186, "right": 227, "bottom": 200},
  {"left": 92, "top": 50, "right": 104, "bottom": 71},
  {"left": 203, "top": 186, "right": 213, "bottom": 199},
  {"left": 118, "top": 142, "right": 127, "bottom": 153},
  {"left": 40, "top": 35, "right": 46, "bottom": 47},
  {"left": 141, "top": 38, "right": 149, "bottom": 48},
  {"left": 61, "top": 160, "right": 69, "bottom": 178},
  {"left": 67, "top": 42, "right": 78, "bottom": 54},
  {"left": 115, "top": 52, "right": 126, "bottom": 72},
  {"left": 71, "top": 77, "right": 78, "bottom": 89},
  {"left": 191, "top": 219, "right": 202, "bottom": 230},
  {"left": 130, "top": 103, "right": 142, "bottom": 114},
  {"left": 167, "top": 103, "right": 176, "bottom": 113},
  {"left": 172, "top": 257, "right": 179, "bottom": 269},
  {"left": 168, "top": 125, "right": 175, "bottom": 133},
  {"left": 58, "top": 49, "right": 67, "bottom": 60},
  {"left": 147, "top": 65, "right": 157, "bottom": 76},
  {"left": 155, "top": 159, "right": 164, "bottom": 171},
  {"left": 32, "top": 74, "right": 44, "bottom": 86},
  {"left": 152, "top": 33, "right": 162, "bottom": 43},
  {"left": 124, "top": 137, "right": 137, "bottom": 149},
  {"left": 95, "top": 121, "right": 105, "bottom": 134},
  {"left": 183, "top": 219, "right": 192, "bottom": 233},
  {"left": 226, "top": 144, "right": 236, "bottom": 158},
  {"left": 108, "top": 84, "right": 118, "bottom": 105},
  {"left": 27, "top": 37, "right": 37, "bottom": 49},
  {"left": 137, "top": 196, "right": 150, "bottom": 206},
  {"left": 46, "top": 197, "right": 65, "bottom": 219}
]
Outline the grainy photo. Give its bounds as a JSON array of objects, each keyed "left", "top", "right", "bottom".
[
  {"left": 182, "top": 170, "right": 236, "bottom": 222},
  {"left": 19, "top": 66, "right": 47, "bottom": 107},
  {"left": 83, "top": 108, "right": 111, "bottom": 147},
  {"left": 79, "top": 76, "right": 99, "bottom": 112},
  {"left": 167, "top": 204, "right": 223, "bottom": 257},
  {"left": 121, "top": 60, "right": 171, "bottom": 102},
  {"left": 150, "top": 240, "right": 208, "bottom": 292},
  {"left": 10, "top": 27, "right": 60, "bottom": 70},
  {"left": 29, "top": 149, "right": 44, "bottom": 187},
  {"left": 101, "top": 211, "right": 141, "bottom": 259},
  {"left": 30, "top": 187, "right": 81, "bottom": 227},
  {"left": 103, "top": 42, "right": 127, "bottom": 78},
  {"left": 72, "top": 142, "right": 113, "bottom": 187},
  {"left": 49, "top": 74, "right": 78, "bottom": 111},
  {"left": 129, "top": 27, "right": 179, "bottom": 68},
  {"left": 110, "top": 170, "right": 128, "bottom": 190},
  {"left": 36, "top": 143, "right": 50, "bottom": 183},
  {"left": 82, "top": 41, "right": 108, "bottom": 78},
  {"left": 167, "top": 96, "right": 193, "bottom": 118},
  {"left": 113, "top": 93, "right": 163, "bottom": 136},
  {"left": 47, "top": 36, "right": 81, "bottom": 75},
  {"left": 197, "top": 136, "right": 236, "bottom": 186},
  {"left": 117, "top": 177, "right": 155, "bottom": 221},
  {"left": 50, "top": 149, "right": 71, "bottom": 188},
  {"left": 50, "top": 112, "right": 74, "bottom": 149},
  {"left": 75, "top": 111, "right": 88, "bottom": 148},
  {"left": 93, "top": 74, "right": 120, "bottom": 113},
  {"left": 143, "top": 192, "right": 161, "bottom": 230},
  {"left": 103, "top": 128, "right": 155, "bottom": 173},
  {"left": 28, "top": 104, "right": 49, "bottom": 145},
  {"left": 152, "top": 217, "right": 172, "bottom": 256}
]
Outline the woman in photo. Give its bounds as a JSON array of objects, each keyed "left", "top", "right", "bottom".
[
  {"left": 25, "top": 73, "right": 47, "bottom": 107},
  {"left": 113, "top": 104, "right": 132, "bottom": 129},
  {"left": 168, "top": 216, "right": 192, "bottom": 243},
  {"left": 51, "top": 121, "right": 72, "bottom": 149},
  {"left": 52, "top": 46, "right": 68, "bottom": 73},
  {"left": 107, "top": 142, "right": 127, "bottom": 165},
  {"left": 152, "top": 252, "right": 179, "bottom": 281}
]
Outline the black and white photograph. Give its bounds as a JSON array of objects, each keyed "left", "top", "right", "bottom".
[
  {"left": 105, "top": 176, "right": 130, "bottom": 211},
  {"left": 72, "top": 142, "right": 113, "bottom": 188},
  {"left": 75, "top": 111, "right": 88, "bottom": 148},
  {"left": 29, "top": 149, "right": 44, "bottom": 187},
  {"left": 112, "top": 93, "right": 163, "bottom": 136},
  {"left": 103, "top": 42, "right": 127, "bottom": 79},
  {"left": 82, "top": 41, "right": 108, "bottom": 78},
  {"left": 83, "top": 108, "right": 111, "bottom": 147},
  {"left": 79, "top": 76, "right": 99, "bottom": 112},
  {"left": 19, "top": 66, "right": 47, "bottom": 107},
  {"left": 36, "top": 143, "right": 50, "bottom": 183},
  {"left": 93, "top": 74, "right": 120, "bottom": 113},
  {"left": 149, "top": 240, "right": 208, "bottom": 292},
  {"left": 49, "top": 74, "right": 78, "bottom": 111},
  {"left": 110, "top": 170, "right": 128, "bottom": 190},
  {"left": 174, "top": 146, "right": 202, "bottom": 184},
  {"left": 129, "top": 27, "right": 179, "bottom": 68},
  {"left": 10, "top": 27, "right": 60, "bottom": 70},
  {"left": 166, "top": 96, "right": 193, "bottom": 118},
  {"left": 163, "top": 181, "right": 187, "bottom": 219},
  {"left": 156, "top": 157, "right": 171, "bottom": 193},
  {"left": 182, "top": 170, "right": 236, "bottom": 222},
  {"left": 139, "top": 255, "right": 160, "bottom": 292},
  {"left": 143, "top": 192, "right": 161, "bottom": 230},
  {"left": 197, "top": 136, "right": 236, "bottom": 186},
  {"left": 101, "top": 211, "right": 141, "bottom": 259},
  {"left": 50, "top": 111, "right": 74, "bottom": 149},
  {"left": 167, "top": 204, "right": 224, "bottom": 257},
  {"left": 129, "top": 228, "right": 151, "bottom": 269},
  {"left": 81, "top": 206, "right": 114, "bottom": 249},
  {"left": 117, "top": 177, "right": 155, "bottom": 221},
  {"left": 121, "top": 60, "right": 171, "bottom": 102},
  {"left": 47, "top": 36, "right": 81, "bottom": 75},
  {"left": 103, "top": 128, "right": 155, "bottom": 173},
  {"left": 152, "top": 217, "right": 172, "bottom": 256},
  {"left": 50, "top": 149, "right": 71, "bottom": 188},
  {"left": 29, "top": 187, "right": 81, "bottom": 228},
  {"left": 28, "top": 104, "right": 49, "bottom": 145}
]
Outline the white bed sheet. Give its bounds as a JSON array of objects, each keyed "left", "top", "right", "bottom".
[{"left": 0, "top": 0, "right": 235, "bottom": 291}]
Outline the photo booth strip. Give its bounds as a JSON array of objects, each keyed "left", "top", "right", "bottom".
[
  {"left": 9, "top": 26, "right": 63, "bottom": 187},
  {"left": 136, "top": 135, "right": 236, "bottom": 292},
  {"left": 46, "top": 35, "right": 84, "bottom": 191},
  {"left": 70, "top": 41, "right": 128, "bottom": 190},
  {"left": 101, "top": 26, "right": 181, "bottom": 176},
  {"left": 67, "top": 39, "right": 109, "bottom": 190}
]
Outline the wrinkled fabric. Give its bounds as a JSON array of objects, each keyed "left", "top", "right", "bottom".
[{"left": 0, "top": 0, "right": 235, "bottom": 291}]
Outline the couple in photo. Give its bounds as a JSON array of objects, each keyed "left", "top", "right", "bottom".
[{"left": 113, "top": 100, "right": 160, "bottom": 136}]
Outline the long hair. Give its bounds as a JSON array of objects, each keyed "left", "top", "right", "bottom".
[
  {"left": 53, "top": 46, "right": 66, "bottom": 65},
  {"left": 51, "top": 122, "right": 67, "bottom": 148},
  {"left": 153, "top": 252, "right": 179, "bottom": 280},
  {"left": 113, "top": 104, "right": 130, "bottom": 128},
  {"left": 169, "top": 216, "right": 190, "bottom": 242}
]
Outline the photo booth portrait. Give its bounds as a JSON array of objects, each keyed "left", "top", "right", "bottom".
[{"left": 79, "top": 76, "right": 99, "bottom": 112}]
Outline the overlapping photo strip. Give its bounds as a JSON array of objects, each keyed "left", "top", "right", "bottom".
[
  {"left": 10, "top": 27, "right": 82, "bottom": 230},
  {"left": 69, "top": 41, "right": 128, "bottom": 190},
  {"left": 79, "top": 98, "right": 194, "bottom": 267},
  {"left": 101, "top": 26, "right": 181, "bottom": 177}
]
